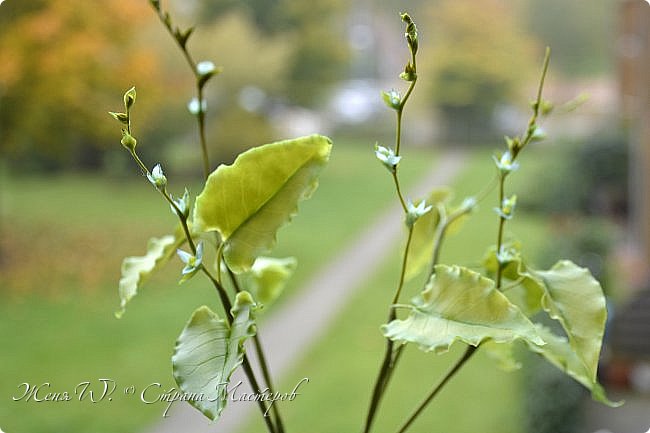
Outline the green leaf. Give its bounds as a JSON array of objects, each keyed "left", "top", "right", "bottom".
[
  {"left": 404, "top": 188, "right": 452, "bottom": 282},
  {"left": 383, "top": 265, "right": 544, "bottom": 354},
  {"left": 172, "top": 292, "right": 257, "bottom": 421},
  {"left": 243, "top": 256, "right": 297, "bottom": 308},
  {"left": 532, "top": 260, "right": 608, "bottom": 388},
  {"left": 528, "top": 325, "right": 622, "bottom": 407},
  {"left": 116, "top": 234, "right": 183, "bottom": 318},
  {"left": 482, "top": 340, "right": 522, "bottom": 372},
  {"left": 483, "top": 246, "right": 545, "bottom": 316},
  {"left": 194, "top": 134, "right": 332, "bottom": 273}
]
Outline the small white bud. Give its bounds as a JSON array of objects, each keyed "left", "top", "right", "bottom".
[
  {"left": 147, "top": 164, "right": 167, "bottom": 190},
  {"left": 375, "top": 144, "right": 401, "bottom": 172},
  {"left": 187, "top": 97, "right": 207, "bottom": 115},
  {"left": 406, "top": 199, "right": 432, "bottom": 227},
  {"left": 196, "top": 61, "right": 216, "bottom": 76}
]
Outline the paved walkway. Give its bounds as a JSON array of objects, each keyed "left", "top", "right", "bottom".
[{"left": 143, "top": 150, "right": 467, "bottom": 433}]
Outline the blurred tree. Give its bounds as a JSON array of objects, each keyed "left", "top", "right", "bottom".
[
  {"left": 525, "top": 0, "right": 615, "bottom": 77},
  {"left": 0, "top": 0, "right": 167, "bottom": 170},
  {"left": 189, "top": 11, "right": 292, "bottom": 163},
  {"left": 422, "top": 0, "right": 535, "bottom": 143},
  {"left": 274, "top": 0, "right": 350, "bottom": 106},
  {"left": 195, "top": 0, "right": 350, "bottom": 106}
]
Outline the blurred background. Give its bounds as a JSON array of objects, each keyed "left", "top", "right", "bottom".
[{"left": 1, "top": 0, "right": 649, "bottom": 432}]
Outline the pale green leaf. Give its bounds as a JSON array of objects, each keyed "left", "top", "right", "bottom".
[
  {"left": 383, "top": 265, "right": 544, "bottom": 354},
  {"left": 483, "top": 246, "right": 545, "bottom": 316},
  {"left": 532, "top": 260, "right": 608, "bottom": 386},
  {"left": 193, "top": 135, "right": 332, "bottom": 273},
  {"left": 482, "top": 340, "right": 522, "bottom": 372},
  {"left": 116, "top": 234, "right": 183, "bottom": 318},
  {"left": 243, "top": 256, "right": 297, "bottom": 308},
  {"left": 528, "top": 325, "right": 622, "bottom": 407},
  {"left": 172, "top": 292, "right": 257, "bottom": 421},
  {"left": 404, "top": 188, "right": 452, "bottom": 282}
]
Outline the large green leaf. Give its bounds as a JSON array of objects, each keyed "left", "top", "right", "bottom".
[
  {"left": 242, "top": 256, "right": 297, "bottom": 309},
  {"left": 528, "top": 325, "right": 622, "bottom": 407},
  {"left": 383, "top": 265, "right": 544, "bottom": 354},
  {"left": 116, "top": 234, "right": 183, "bottom": 318},
  {"left": 172, "top": 292, "right": 257, "bottom": 421},
  {"left": 532, "top": 260, "right": 607, "bottom": 387},
  {"left": 193, "top": 135, "right": 332, "bottom": 273},
  {"left": 404, "top": 188, "right": 452, "bottom": 282}
]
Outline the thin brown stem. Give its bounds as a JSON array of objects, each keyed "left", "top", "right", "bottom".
[
  {"left": 364, "top": 333, "right": 395, "bottom": 433},
  {"left": 241, "top": 355, "right": 278, "bottom": 433},
  {"left": 363, "top": 226, "right": 414, "bottom": 433},
  {"left": 253, "top": 335, "right": 286, "bottom": 433}
]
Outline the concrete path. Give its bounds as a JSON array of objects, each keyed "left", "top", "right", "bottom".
[{"left": 143, "top": 150, "right": 467, "bottom": 433}]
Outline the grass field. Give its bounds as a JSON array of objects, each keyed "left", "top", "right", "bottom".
[
  {"left": 0, "top": 142, "right": 437, "bottom": 433},
  {"left": 1, "top": 141, "right": 564, "bottom": 433}
]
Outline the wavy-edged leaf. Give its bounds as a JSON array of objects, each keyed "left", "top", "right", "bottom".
[
  {"left": 116, "top": 234, "right": 183, "bottom": 318},
  {"left": 383, "top": 265, "right": 544, "bottom": 354},
  {"left": 243, "top": 256, "right": 297, "bottom": 308},
  {"left": 532, "top": 260, "right": 607, "bottom": 388},
  {"left": 528, "top": 325, "right": 622, "bottom": 407},
  {"left": 194, "top": 135, "right": 332, "bottom": 273},
  {"left": 172, "top": 292, "right": 257, "bottom": 421},
  {"left": 404, "top": 188, "right": 452, "bottom": 282}
]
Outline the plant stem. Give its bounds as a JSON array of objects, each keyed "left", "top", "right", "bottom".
[
  {"left": 374, "top": 203, "right": 476, "bottom": 433},
  {"left": 364, "top": 35, "right": 420, "bottom": 431},
  {"left": 227, "top": 269, "right": 286, "bottom": 433},
  {"left": 128, "top": 149, "right": 149, "bottom": 178},
  {"left": 495, "top": 175, "right": 506, "bottom": 289},
  {"left": 394, "top": 79, "right": 416, "bottom": 156},
  {"left": 495, "top": 48, "right": 550, "bottom": 288},
  {"left": 363, "top": 225, "right": 414, "bottom": 433},
  {"left": 197, "top": 84, "right": 211, "bottom": 179},
  {"left": 512, "top": 47, "right": 551, "bottom": 160},
  {"left": 127, "top": 152, "right": 276, "bottom": 432},
  {"left": 392, "top": 170, "right": 408, "bottom": 212},
  {"left": 150, "top": 2, "right": 212, "bottom": 179},
  {"left": 394, "top": 345, "right": 478, "bottom": 433},
  {"left": 395, "top": 110, "right": 404, "bottom": 156},
  {"left": 393, "top": 227, "right": 414, "bottom": 304},
  {"left": 241, "top": 356, "right": 278, "bottom": 433},
  {"left": 428, "top": 205, "right": 474, "bottom": 280},
  {"left": 147, "top": 6, "right": 286, "bottom": 432},
  {"left": 430, "top": 206, "right": 449, "bottom": 272},
  {"left": 364, "top": 338, "right": 395, "bottom": 433},
  {"left": 253, "top": 334, "right": 286, "bottom": 433}
]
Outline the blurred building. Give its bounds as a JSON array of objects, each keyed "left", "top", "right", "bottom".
[
  {"left": 584, "top": 3, "right": 650, "bottom": 433},
  {"left": 619, "top": 0, "right": 650, "bottom": 276}
]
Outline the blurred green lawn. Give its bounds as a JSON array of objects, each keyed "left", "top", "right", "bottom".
[
  {"left": 0, "top": 142, "right": 436, "bottom": 433},
  {"left": 0, "top": 142, "right": 559, "bottom": 433}
]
